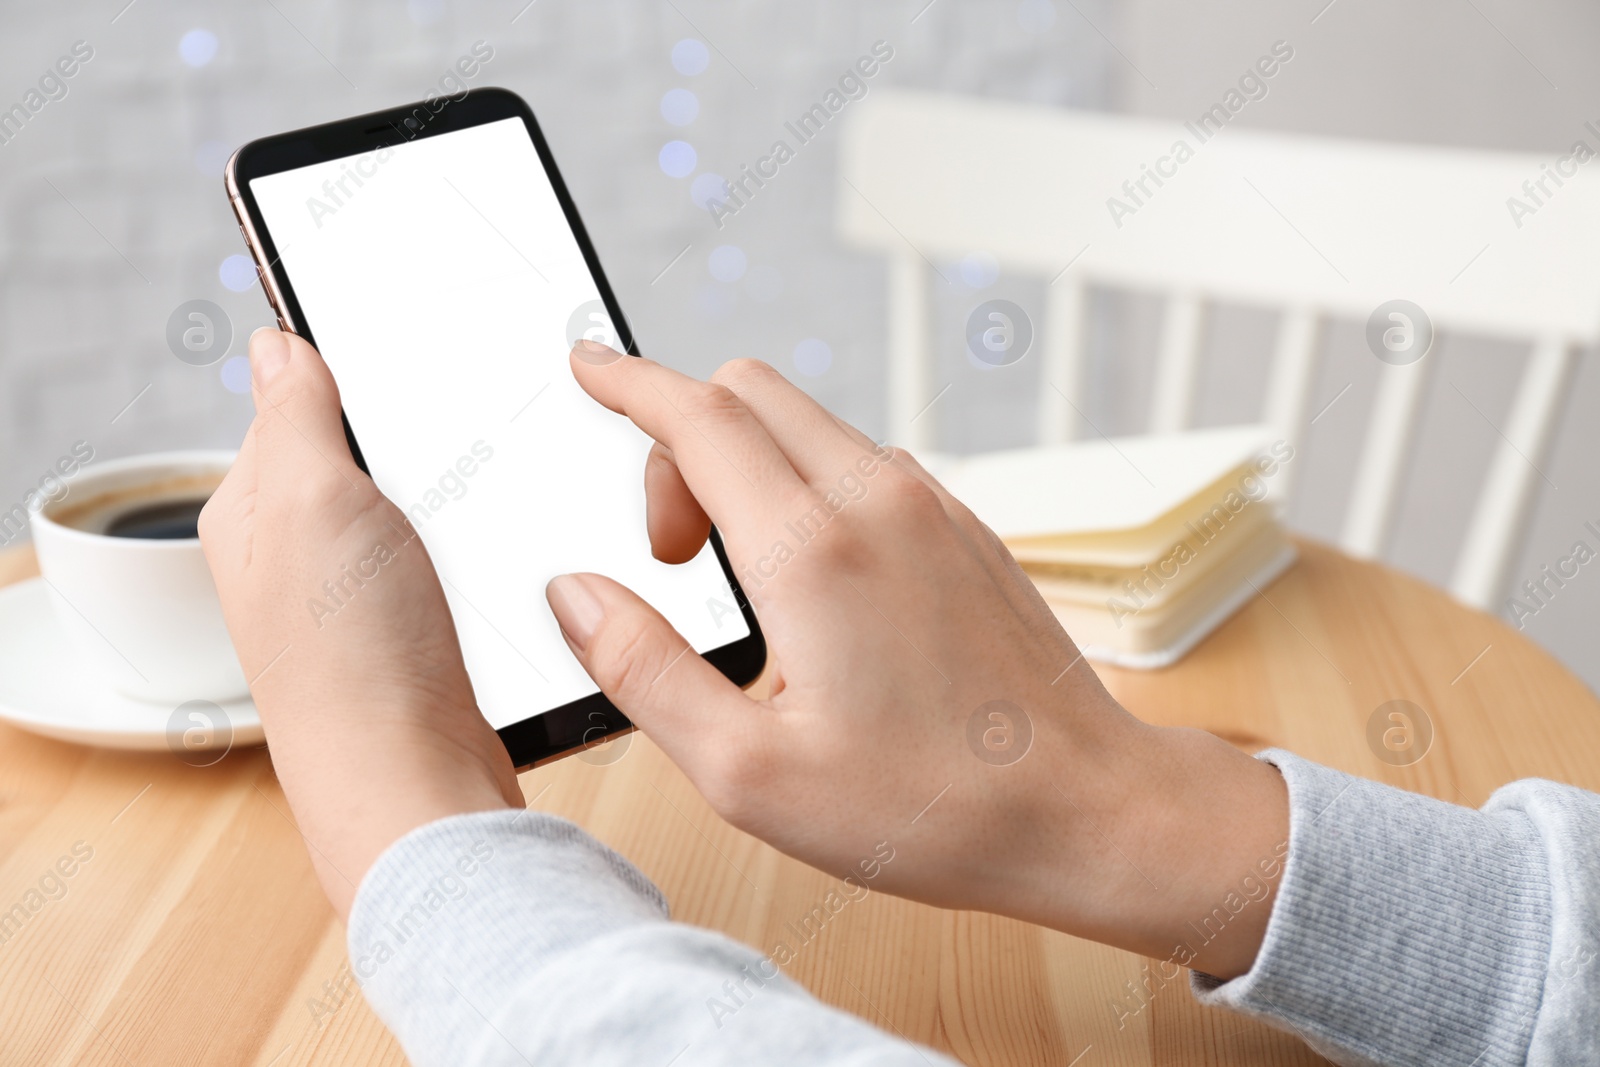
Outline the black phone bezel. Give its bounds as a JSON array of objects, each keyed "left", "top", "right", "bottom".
[{"left": 226, "top": 87, "right": 766, "bottom": 769}]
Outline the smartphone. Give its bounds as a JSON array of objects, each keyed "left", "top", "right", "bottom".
[{"left": 224, "top": 88, "right": 765, "bottom": 768}]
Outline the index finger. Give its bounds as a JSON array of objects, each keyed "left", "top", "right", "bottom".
[{"left": 569, "top": 343, "right": 813, "bottom": 533}]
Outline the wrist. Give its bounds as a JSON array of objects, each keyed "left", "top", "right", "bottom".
[
  {"left": 264, "top": 701, "right": 520, "bottom": 920},
  {"left": 1116, "top": 725, "right": 1289, "bottom": 978},
  {"left": 1001, "top": 708, "right": 1288, "bottom": 980}
]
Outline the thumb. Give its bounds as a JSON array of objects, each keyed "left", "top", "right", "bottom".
[
  {"left": 247, "top": 327, "right": 363, "bottom": 490},
  {"left": 546, "top": 573, "right": 766, "bottom": 788}
]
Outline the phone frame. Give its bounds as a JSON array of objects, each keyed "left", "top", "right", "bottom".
[{"left": 224, "top": 87, "right": 766, "bottom": 769}]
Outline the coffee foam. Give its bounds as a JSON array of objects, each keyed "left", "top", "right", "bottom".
[{"left": 50, "top": 471, "right": 224, "bottom": 537}]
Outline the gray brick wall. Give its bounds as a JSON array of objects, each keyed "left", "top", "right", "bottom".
[{"left": 0, "top": 0, "right": 1110, "bottom": 491}]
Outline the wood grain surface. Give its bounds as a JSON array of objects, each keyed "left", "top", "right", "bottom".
[{"left": 1, "top": 539, "right": 1595, "bottom": 1066}]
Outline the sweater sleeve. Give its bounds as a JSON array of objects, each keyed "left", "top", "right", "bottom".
[
  {"left": 345, "top": 808, "right": 957, "bottom": 1067},
  {"left": 1192, "top": 749, "right": 1600, "bottom": 1067}
]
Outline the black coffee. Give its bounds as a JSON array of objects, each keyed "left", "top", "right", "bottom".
[{"left": 104, "top": 497, "right": 210, "bottom": 540}]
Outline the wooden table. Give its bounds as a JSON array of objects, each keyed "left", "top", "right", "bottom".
[{"left": 3, "top": 539, "right": 1598, "bottom": 1066}]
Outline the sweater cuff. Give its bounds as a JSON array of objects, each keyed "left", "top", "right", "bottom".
[
  {"left": 346, "top": 808, "right": 668, "bottom": 1067},
  {"left": 1191, "top": 749, "right": 1551, "bottom": 1067}
]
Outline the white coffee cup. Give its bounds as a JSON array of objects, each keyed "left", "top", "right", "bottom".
[{"left": 32, "top": 451, "right": 247, "bottom": 705}]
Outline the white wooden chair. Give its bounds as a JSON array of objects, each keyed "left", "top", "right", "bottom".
[{"left": 838, "top": 89, "right": 1600, "bottom": 609}]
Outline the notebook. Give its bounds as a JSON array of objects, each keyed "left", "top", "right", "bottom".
[{"left": 929, "top": 426, "right": 1297, "bottom": 668}]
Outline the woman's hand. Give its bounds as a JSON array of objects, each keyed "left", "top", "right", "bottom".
[
  {"left": 200, "top": 328, "right": 521, "bottom": 920},
  {"left": 550, "top": 344, "right": 1288, "bottom": 978}
]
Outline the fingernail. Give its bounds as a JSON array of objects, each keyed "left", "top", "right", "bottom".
[
  {"left": 250, "top": 327, "right": 290, "bottom": 385},
  {"left": 573, "top": 338, "right": 622, "bottom": 366},
  {"left": 547, "top": 574, "right": 605, "bottom": 652}
]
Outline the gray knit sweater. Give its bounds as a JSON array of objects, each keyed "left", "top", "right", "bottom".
[{"left": 346, "top": 750, "right": 1600, "bottom": 1066}]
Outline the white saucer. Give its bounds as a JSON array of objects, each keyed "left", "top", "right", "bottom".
[{"left": 0, "top": 578, "right": 263, "bottom": 752}]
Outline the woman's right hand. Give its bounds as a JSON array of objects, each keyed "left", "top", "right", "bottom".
[{"left": 547, "top": 344, "right": 1288, "bottom": 979}]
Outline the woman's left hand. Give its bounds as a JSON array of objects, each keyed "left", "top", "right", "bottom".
[{"left": 200, "top": 327, "right": 522, "bottom": 920}]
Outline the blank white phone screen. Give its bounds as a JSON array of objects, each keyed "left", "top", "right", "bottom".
[{"left": 249, "top": 116, "right": 748, "bottom": 730}]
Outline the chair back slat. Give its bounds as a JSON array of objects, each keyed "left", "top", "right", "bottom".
[
  {"left": 1261, "top": 307, "right": 1322, "bottom": 500},
  {"left": 1341, "top": 359, "right": 1434, "bottom": 558},
  {"left": 1148, "top": 293, "right": 1206, "bottom": 433},
  {"left": 887, "top": 251, "right": 934, "bottom": 450},
  {"left": 1451, "top": 338, "right": 1579, "bottom": 607},
  {"left": 1036, "top": 279, "right": 1087, "bottom": 444}
]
